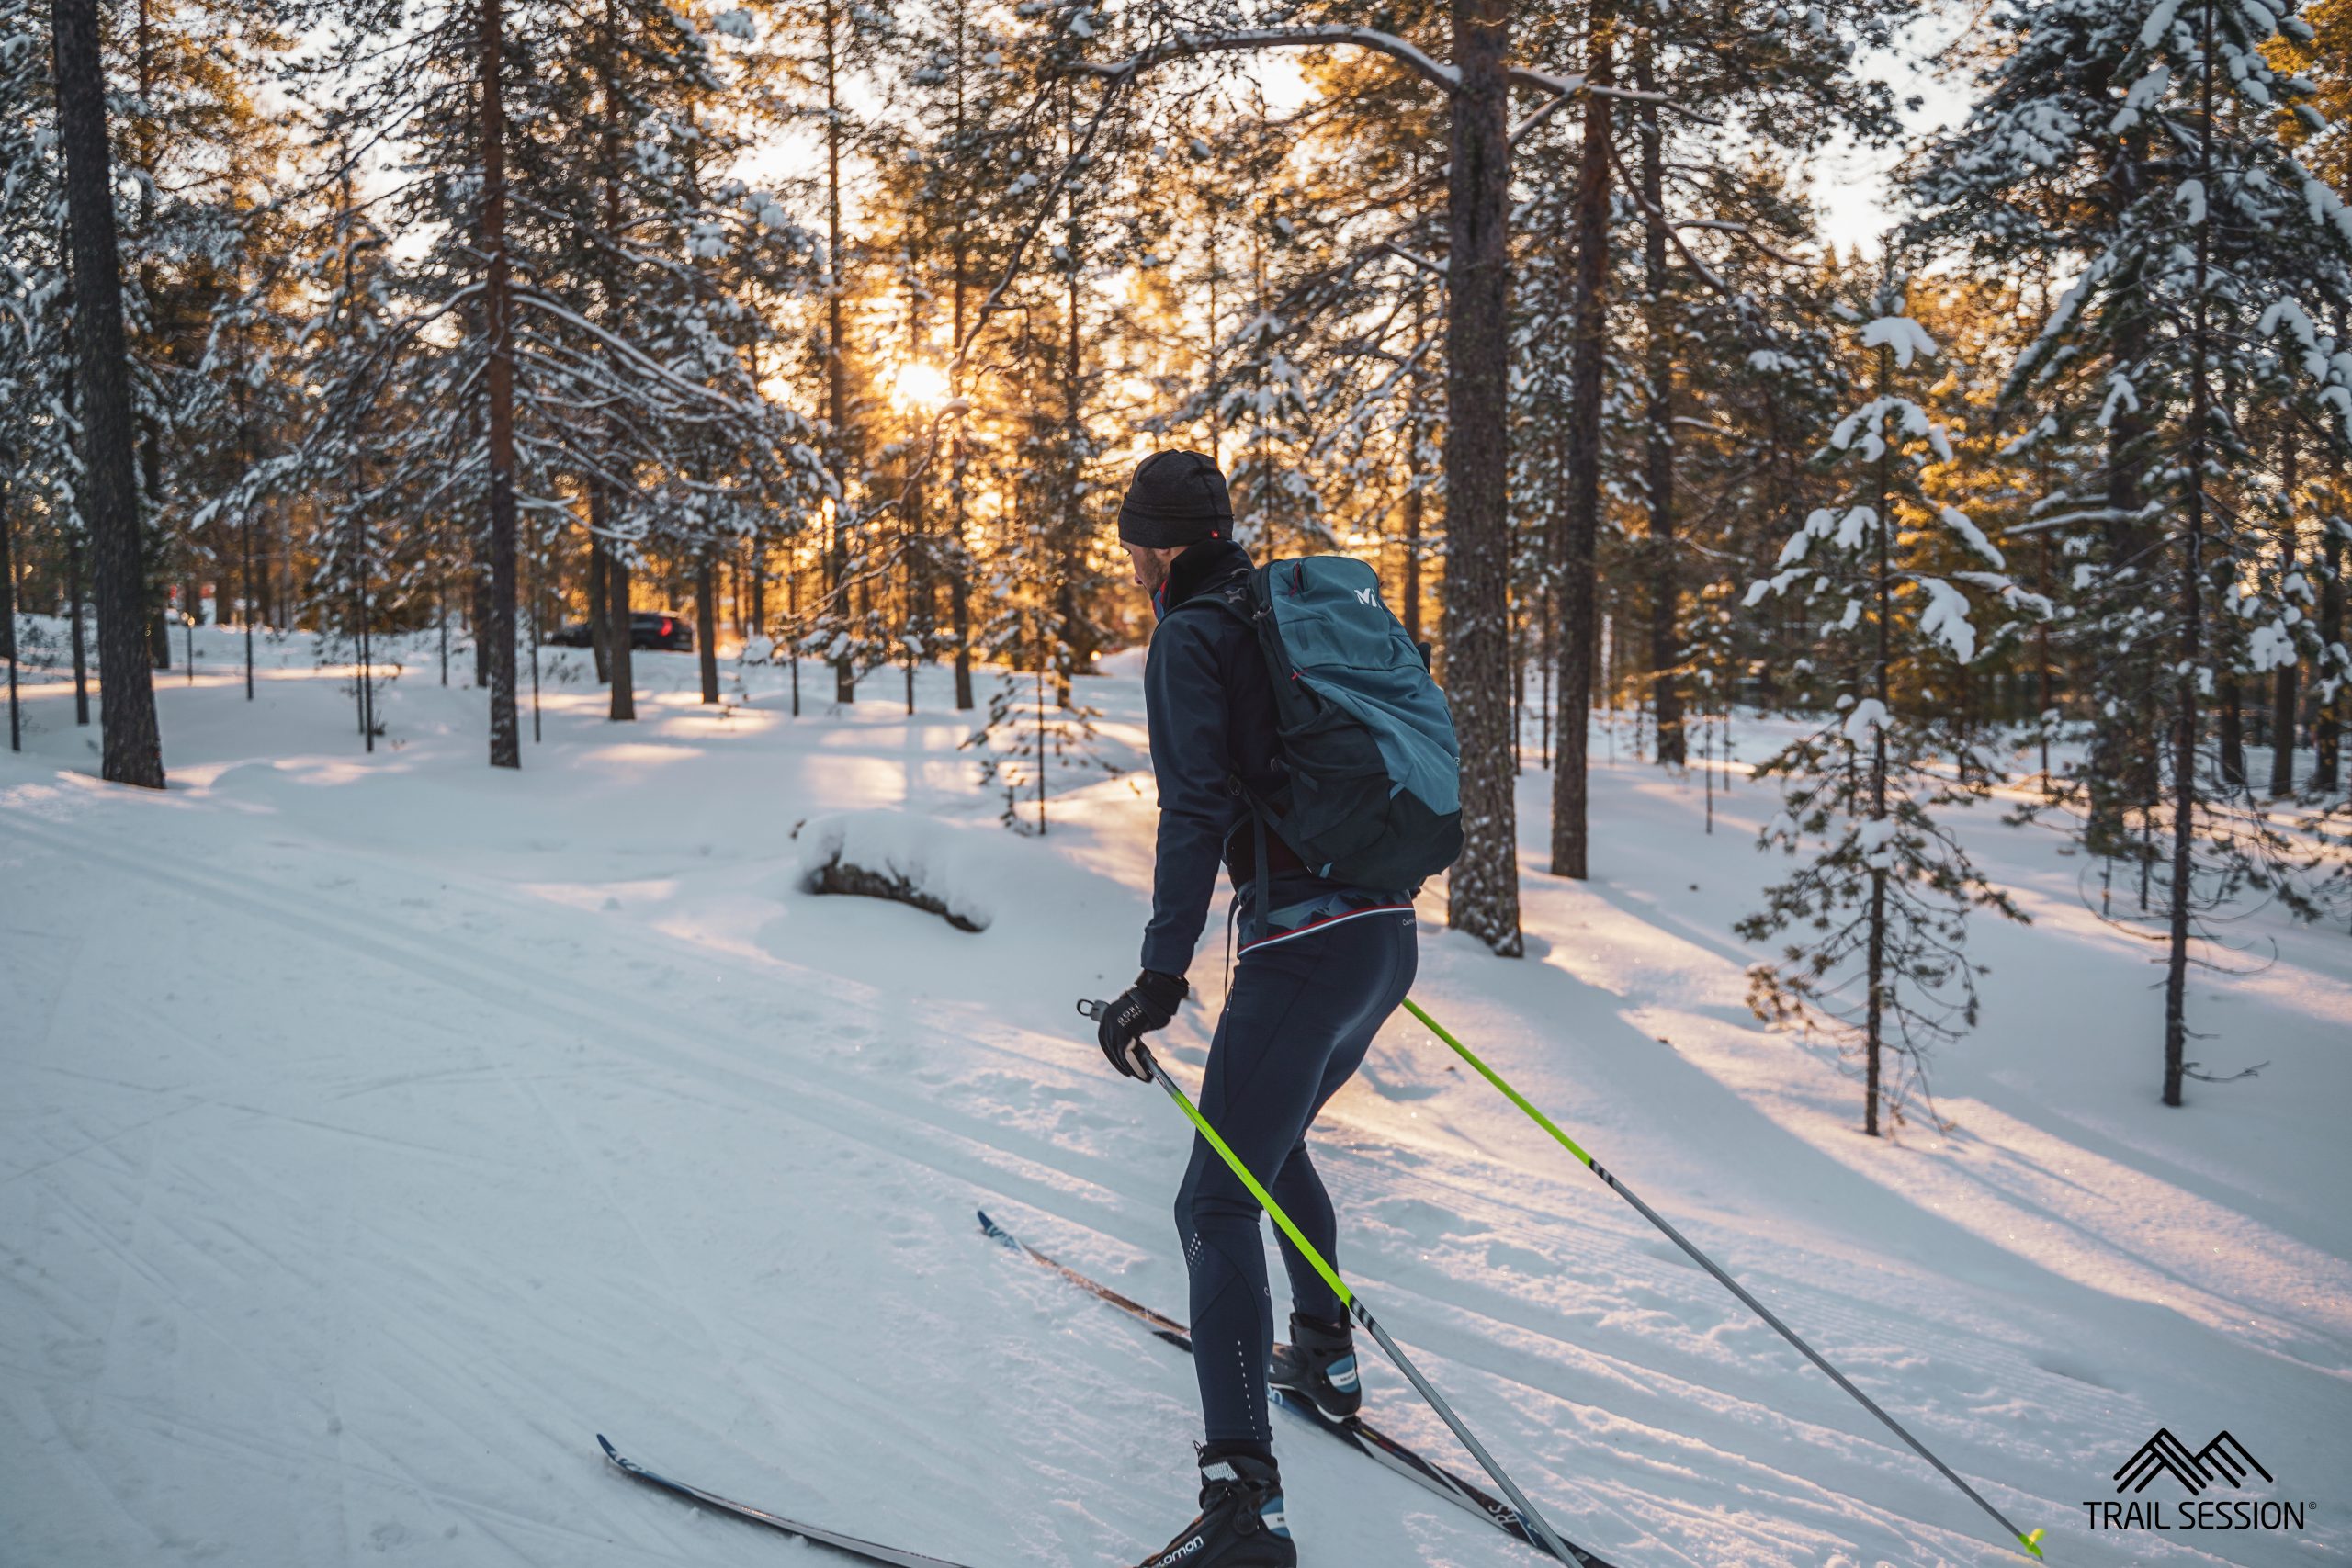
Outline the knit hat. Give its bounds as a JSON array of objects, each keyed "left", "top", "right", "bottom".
[{"left": 1116, "top": 450, "right": 1233, "bottom": 548}]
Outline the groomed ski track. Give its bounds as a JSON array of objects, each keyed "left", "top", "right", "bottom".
[{"left": 3, "top": 638, "right": 2346, "bottom": 1565}]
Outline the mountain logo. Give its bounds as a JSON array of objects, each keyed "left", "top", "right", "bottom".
[
  {"left": 2193, "top": 1432, "right": 2274, "bottom": 1489},
  {"left": 2113, "top": 1429, "right": 2274, "bottom": 1495}
]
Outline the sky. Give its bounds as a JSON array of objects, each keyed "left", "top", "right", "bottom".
[{"left": 1811, "top": 3, "right": 1983, "bottom": 256}]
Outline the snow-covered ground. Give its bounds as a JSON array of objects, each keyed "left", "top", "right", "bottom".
[{"left": 3, "top": 626, "right": 2346, "bottom": 1567}]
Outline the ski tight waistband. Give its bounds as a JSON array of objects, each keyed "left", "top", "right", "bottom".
[{"left": 1238, "top": 900, "right": 1416, "bottom": 956}]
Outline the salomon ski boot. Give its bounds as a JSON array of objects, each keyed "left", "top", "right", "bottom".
[
  {"left": 1270, "top": 1312, "right": 1362, "bottom": 1419},
  {"left": 1136, "top": 1451, "right": 1295, "bottom": 1568}
]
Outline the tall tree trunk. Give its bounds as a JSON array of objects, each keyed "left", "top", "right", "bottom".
[
  {"left": 696, "top": 554, "right": 719, "bottom": 704},
  {"left": 1636, "top": 41, "right": 1682, "bottom": 767},
  {"left": 2267, "top": 662, "right": 2294, "bottom": 795},
  {"left": 1551, "top": 2, "right": 1612, "bottom": 879},
  {"left": 1402, "top": 275, "right": 1429, "bottom": 653},
  {"left": 1055, "top": 91, "right": 1089, "bottom": 705},
  {"left": 132, "top": 0, "right": 171, "bottom": 676},
  {"left": 70, "top": 536, "right": 91, "bottom": 724},
  {"left": 2218, "top": 677, "right": 2244, "bottom": 787},
  {"left": 824, "top": 0, "right": 855, "bottom": 705},
  {"left": 1401, "top": 481, "right": 1425, "bottom": 652},
  {"left": 751, "top": 539, "right": 768, "bottom": 644},
  {"left": 787, "top": 547, "right": 803, "bottom": 716},
  {"left": 1442, "top": 0, "right": 1521, "bottom": 954},
  {"left": 1545, "top": 399, "right": 1570, "bottom": 761},
  {"left": 480, "top": 0, "right": 520, "bottom": 767},
  {"left": 0, "top": 459, "right": 14, "bottom": 669},
  {"left": 354, "top": 495, "right": 375, "bottom": 750},
  {"left": 2, "top": 461, "right": 17, "bottom": 752},
  {"left": 2036, "top": 526, "right": 2055, "bottom": 790},
  {"left": 2088, "top": 123, "right": 2154, "bottom": 856},
  {"left": 902, "top": 231, "right": 933, "bottom": 711},
  {"left": 947, "top": 0, "right": 975, "bottom": 712},
  {"left": 587, "top": 527, "right": 612, "bottom": 682},
  {"left": 2163, "top": 4, "right": 2217, "bottom": 1110},
  {"left": 2317, "top": 436, "right": 2344, "bottom": 792},
  {"left": 605, "top": 519, "right": 635, "bottom": 721},
  {"left": 1862, "top": 337, "right": 1894, "bottom": 1137},
  {"left": 237, "top": 360, "right": 255, "bottom": 700},
  {"left": 2269, "top": 434, "right": 2299, "bottom": 797},
  {"left": 52, "top": 0, "right": 164, "bottom": 786},
  {"left": 141, "top": 422, "right": 170, "bottom": 670}
]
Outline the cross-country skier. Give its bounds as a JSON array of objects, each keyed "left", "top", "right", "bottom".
[{"left": 1093, "top": 450, "right": 1422, "bottom": 1568}]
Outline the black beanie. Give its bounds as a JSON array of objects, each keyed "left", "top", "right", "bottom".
[{"left": 1117, "top": 450, "right": 1233, "bottom": 548}]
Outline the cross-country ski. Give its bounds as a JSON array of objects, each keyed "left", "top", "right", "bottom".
[
  {"left": 599, "top": 1436, "right": 988, "bottom": 1568},
  {"left": 8, "top": 49, "right": 2350, "bottom": 1558},
  {"left": 978, "top": 1210, "right": 1612, "bottom": 1563}
]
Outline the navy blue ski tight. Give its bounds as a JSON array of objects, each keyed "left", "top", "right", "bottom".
[{"left": 1174, "top": 907, "right": 1419, "bottom": 1447}]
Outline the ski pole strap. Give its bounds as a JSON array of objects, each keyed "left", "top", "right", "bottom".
[{"left": 1400, "top": 998, "right": 2047, "bottom": 1562}]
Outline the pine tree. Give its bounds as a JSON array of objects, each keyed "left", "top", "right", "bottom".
[
  {"left": 1738, "top": 283, "right": 2040, "bottom": 1135},
  {"left": 1910, "top": 0, "right": 2352, "bottom": 1104}
]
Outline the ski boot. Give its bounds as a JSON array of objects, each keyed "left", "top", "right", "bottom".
[
  {"left": 1270, "top": 1312, "right": 1362, "bottom": 1419},
  {"left": 1136, "top": 1451, "right": 1295, "bottom": 1568}
]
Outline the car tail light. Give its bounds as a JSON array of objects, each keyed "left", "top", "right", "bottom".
[{"left": 661, "top": 617, "right": 673, "bottom": 637}]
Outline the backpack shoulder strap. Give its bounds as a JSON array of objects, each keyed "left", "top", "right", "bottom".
[{"left": 1163, "top": 578, "right": 1254, "bottom": 627}]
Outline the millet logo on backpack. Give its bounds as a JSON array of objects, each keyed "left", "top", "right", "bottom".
[
  {"left": 1354, "top": 585, "right": 1375, "bottom": 604},
  {"left": 2085, "top": 1427, "right": 2309, "bottom": 1534}
]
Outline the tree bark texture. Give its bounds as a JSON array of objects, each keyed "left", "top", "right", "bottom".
[
  {"left": 1550, "top": 5, "right": 1612, "bottom": 880},
  {"left": 824, "top": 0, "right": 855, "bottom": 705},
  {"left": 1637, "top": 45, "right": 1682, "bottom": 767},
  {"left": 2318, "top": 450, "right": 2344, "bottom": 791},
  {"left": 70, "top": 536, "right": 91, "bottom": 724},
  {"left": 1441, "top": 0, "right": 1521, "bottom": 955},
  {"left": 587, "top": 527, "right": 612, "bottom": 682},
  {"left": 51, "top": 0, "right": 165, "bottom": 786},
  {"left": 605, "top": 533, "right": 636, "bottom": 721},
  {"left": 696, "top": 555, "right": 720, "bottom": 704},
  {"left": 481, "top": 0, "right": 520, "bottom": 767}
]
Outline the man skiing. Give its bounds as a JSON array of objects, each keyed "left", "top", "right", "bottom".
[{"left": 1093, "top": 450, "right": 1422, "bottom": 1568}]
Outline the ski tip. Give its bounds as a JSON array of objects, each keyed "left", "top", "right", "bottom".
[
  {"left": 975, "top": 1208, "right": 994, "bottom": 1233},
  {"left": 596, "top": 1434, "right": 619, "bottom": 1461},
  {"left": 2018, "top": 1527, "right": 2045, "bottom": 1560}
]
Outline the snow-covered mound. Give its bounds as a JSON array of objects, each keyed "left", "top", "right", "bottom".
[{"left": 795, "top": 809, "right": 1015, "bottom": 931}]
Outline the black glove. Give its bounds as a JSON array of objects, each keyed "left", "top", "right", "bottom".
[{"left": 1096, "top": 969, "right": 1188, "bottom": 1080}]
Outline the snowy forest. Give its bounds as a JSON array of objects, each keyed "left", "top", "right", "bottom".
[
  {"left": 6, "top": 1, "right": 2352, "bottom": 1562},
  {"left": 12, "top": 0, "right": 2352, "bottom": 1120}
]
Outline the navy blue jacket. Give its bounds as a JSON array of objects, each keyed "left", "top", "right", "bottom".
[{"left": 1139, "top": 540, "right": 1338, "bottom": 976}]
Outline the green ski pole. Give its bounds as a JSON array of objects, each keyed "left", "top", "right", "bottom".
[
  {"left": 1401, "top": 998, "right": 2047, "bottom": 1562},
  {"left": 1077, "top": 999, "right": 1590, "bottom": 1567}
]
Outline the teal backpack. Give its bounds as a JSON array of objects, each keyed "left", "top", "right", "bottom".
[{"left": 1187, "top": 556, "right": 1463, "bottom": 896}]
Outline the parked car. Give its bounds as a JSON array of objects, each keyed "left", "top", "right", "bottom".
[{"left": 548, "top": 611, "right": 695, "bottom": 651}]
